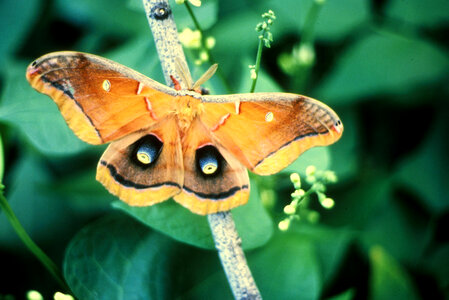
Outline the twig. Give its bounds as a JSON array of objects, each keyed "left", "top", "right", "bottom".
[{"left": 142, "top": 1, "right": 261, "bottom": 299}]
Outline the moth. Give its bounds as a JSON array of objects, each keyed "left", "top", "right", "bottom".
[{"left": 26, "top": 51, "right": 343, "bottom": 215}]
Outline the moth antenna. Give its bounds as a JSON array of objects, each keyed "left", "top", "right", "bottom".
[
  {"left": 192, "top": 63, "right": 218, "bottom": 90},
  {"left": 174, "top": 57, "right": 194, "bottom": 89}
]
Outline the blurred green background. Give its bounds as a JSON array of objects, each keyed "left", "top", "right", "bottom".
[{"left": 0, "top": 0, "right": 448, "bottom": 299}]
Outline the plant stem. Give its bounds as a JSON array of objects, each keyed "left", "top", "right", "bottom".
[
  {"left": 0, "top": 186, "right": 69, "bottom": 291},
  {"left": 293, "top": 0, "right": 325, "bottom": 92},
  {"left": 183, "top": 1, "right": 233, "bottom": 93},
  {"left": 142, "top": 1, "right": 261, "bottom": 298},
  {"left": 249, "top": 38, "right": 264, "bottom": 93},
  {"left": 0, "top": 132, "right": 68, "bottom": 291},
  {"left": 0, "top": 132, "right": 4, "bottom": 183}
]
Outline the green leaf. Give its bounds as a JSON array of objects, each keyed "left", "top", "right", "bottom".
[
  {"left": 369, "top": 246, "right": 419, "bottom": 300},
  {"left": 113, "top": 177, "right": 273, "bottom": 250},
  {"left": 0, "top": 0, "right": 41, "bottom": 65},
  {"left": 386, "top": 0, "right": 449, "bottom": 28},
  {"left": 0, "top": 62, "right": 88, "bottom": 155},
  {"left": 54, "top": 0, "right": 148, "bottom": 36},
  {"left": 64, "top": 213, "right": 184, "bottom": 299},
  {"left": 326, "top": 175, "right": 392, "bottom": 229},
  {"left": 105, "top": 36, "right": 165, "bottom": 84},
  {"left": 266, "top": 0, "right": 370, "bottom": 41},
  {"left": 394, "top": 113, "right": 449, "bottom": 213},
  {"left": 249, "top": 233, "right": 322, "bottom": 300},
  {"left": 0, "top": 153, "right": 79, "bottom": 248},
  {"left": 293, "top": 225, "right": 353, "bottom": 283},
  {"left": 316, "top": 32, "right": 449, "bottom": 105}
]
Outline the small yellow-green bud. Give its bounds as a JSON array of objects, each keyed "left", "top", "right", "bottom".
[
  {"left": 54, "top": 292, "right": 74, "bottom": 300},
  {"left": 278, "top": 219, "right": 290, "bottom": 231},
  {"left": 321, "top": 197, "right": 335, "bottom": 209},
  {"left": 199, "top": 50, "right": 209, "bottom": 62},
  {"left": 27, "top": 290, "right": 43, "bottom": 300},
  {"left": 250, "top": 68, "right": 257, "bottom": 80},
  {"left": 297, "top": 43, "right": 315, "bottom": 66},
  {"left": 315, "top": 0, "right": 326, "bottom": 5},
  {"left": 313, "top": 182, "right": 326, "bottom": 192},
  {"left": 291, "top": 189, "right": 305, "bottom": 198},
  {"left": 175, "top": 0, "right": 185, "bottom": 4},
  {"left": 305, "top": 165, "right": 316, "bottom": 176},
  {"left": 306, "top": 175, "right": 316, "bottom": 184},
  {"left": 179, "top": 28, "right": 201, "bottom": 48},
  {"left": 206, "top": 36, "right": 216, "bottom": 49},
  {"left": 189, "top": 0, "right": 202, "bottom": 7},
  {"left": 194, "top": 59, "right": 203, "bottom": 65},
  {"left": 290, "top": 172, "right": 300, "bottom": 183},
  {"left": 323, "top": 170, "right": 338, "bottom": 183},
  {"left": 284, "top": 204, "right": 296, "bottom": 215}
]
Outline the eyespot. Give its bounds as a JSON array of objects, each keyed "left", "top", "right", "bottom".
[
  {"left": 265, "top": 111, "right": 274, "bottom": 122},
  {"left": 102, "top": 79, "right": 111, "bottom": 92},
  {"left": 196, "top": 145, "right": 222, "bottom": 176},
  {"left": 132, "top": 135, "right": 163, "bottom": 167}
]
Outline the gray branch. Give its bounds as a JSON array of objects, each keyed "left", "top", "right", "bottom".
[{"left": 141, "top": 0, "right": 261, "bottom": 299}]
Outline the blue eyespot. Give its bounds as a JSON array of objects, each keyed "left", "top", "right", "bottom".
[
  {"left": 137, "top": 143, "right": 157, "bottom": 164},
  {"left": 196, "top": 145, "right": 222, "bottom": 176},
  {"left": 132, "top": 135, "right": 163, "bottom": 166}
]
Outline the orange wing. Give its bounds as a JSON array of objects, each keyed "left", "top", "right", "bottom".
[
  {"left": 200, "top": 93, "right": 343, "bottom": 175},
  {"left": 26, "top": 51, "right": 178, "bottom": 144},
  {"left": 173, "top": 117, "right": 249, "bottom": 215}
]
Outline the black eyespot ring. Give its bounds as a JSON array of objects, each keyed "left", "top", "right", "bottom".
[{"left": 196, "top": 145, "right": 223, "bottom": 177}]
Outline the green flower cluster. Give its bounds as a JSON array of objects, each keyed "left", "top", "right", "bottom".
[{"left": 279, "top": 165, "right": 338, "bottom": 231}]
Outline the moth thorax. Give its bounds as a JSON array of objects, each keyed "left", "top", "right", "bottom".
[{"left": 176, "top": 97, "right": 203, "bottom": 132}]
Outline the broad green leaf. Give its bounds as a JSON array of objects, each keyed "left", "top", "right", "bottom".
[
  {"left": 113, "top": 177, "right": 273, "bottom": 250},
  {"left": 316, "top": 32, "right": 449, "bottom": 105},
  {"left": 386, "top": 0, "right": 449, "bottom": 28},
  {"left": 0, "top": 0, "right": 41, "bottom": 66},
  {"left": 54, "top": 0, "right": 148, "bottom": 36},
  {"left": 426, "top": 244, "right": 449, "bottom": 291},
  {"left": 362, "top": 194, "right": 432, "bottom": 264},
  {"left": 266, "top": 0, "right": 370, "bottom": 41},
  {"left": 326, "top": 176, "right": 392, "bottom": 229},
  {"left": 64, "top": 214, "right": 184, "bottom": 300},
  {"left": 105, "top": 36, "right": 165, "bottom": 84},
  {"left": 0, "top": 153, "right": 82, "bottom": 249},
  {"left": 369, "top": 246, "right": 419, "bottom": 300},
  {"left": 249, "top": 233, "right": 322, "bottom": 300},
  {"left": 0, "top": 62, "right": 88, "bottom": 155},
  {"left": 394, "top": 113, "right": 449, "bottom": 213},
  {"left": 293, "top": 225, "right": 354, "bottom": 283}
]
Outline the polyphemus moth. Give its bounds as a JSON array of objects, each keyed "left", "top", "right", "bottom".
[{"left": 26, "top": 51, "right": 343, "bottom": 215}]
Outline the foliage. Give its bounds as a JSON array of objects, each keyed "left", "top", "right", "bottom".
[{"left": 0, "top": 0, "right": 448, "bottom": 299}]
